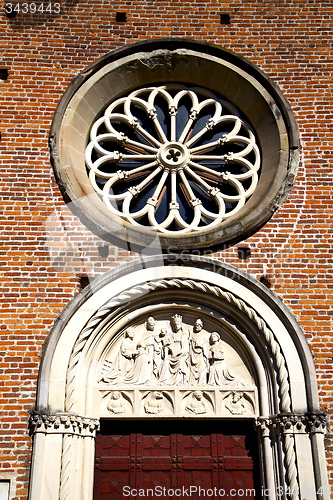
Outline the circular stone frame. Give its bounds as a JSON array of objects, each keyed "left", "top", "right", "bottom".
[{"left": 50, "top": 38, "right": 299, "bottom": 252}]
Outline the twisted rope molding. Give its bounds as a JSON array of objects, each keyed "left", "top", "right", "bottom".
[
  {"left": 255, "top": 414, "right": 321, "bottom": 500},
  {"left": 277, "top": 412, "right": 328, "bottom": 500},
  {"left": 284, "top": 433, "right": 299, "bottom": 500},
  {"left": 29, "top": 412, "right": 99, "bottom": 500},
  {"left": 59, "top": 434, "right": 72, "bottom": 500},
  {"left": 65, "top": 278, "right": 291, "bottom": 413}
]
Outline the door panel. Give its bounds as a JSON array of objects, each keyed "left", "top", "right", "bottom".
[{"left": 94, "top": 420, "right": 260, "bottom": 500}]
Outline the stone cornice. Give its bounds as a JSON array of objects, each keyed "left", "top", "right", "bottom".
[
  {"left": 255, "top": 411, "right": 328, "bottom": 436},
  {"left": 29, "top": 411, "right": 100, "bottom": 437}
]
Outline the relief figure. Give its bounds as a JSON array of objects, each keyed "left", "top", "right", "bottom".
[
  {"left": 208, "top": 332, "right": 235, "bottom": 385},
  {"left": 165, "top": 314, "right": 190, "bottom": 385},
  {"left": 153, "top": 326, "right": 164, "bottom": 379},
  {"left": 188, "top": 319, "right": 209, "bottom": 385},
  {"left": 144, "top": 391, "right": 164, "bottom": 414},
  {"left": 123, "top": 342, "right": 151, "bottom": 385},
  {"left": 101, "top": 330, "right": 136, "bottom": 384},
  {"left": 100, "top": 317, "right": 240, "bottom": 388},
  {"left": 157, "top": 328, "right": 174, "bottom": 383},
  {"left": 185, "top": 390, "right": 207, "bottom": 414},
  {"left": 225, "top": 391, "right": 246, "bottom": 415},
  {"left": 141, "top": 316, "right": 156, "bottom": 380},
  {"left": 107, "top": 391, "right": 125, "bottom": 414}
]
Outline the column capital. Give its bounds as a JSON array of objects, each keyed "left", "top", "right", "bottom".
[
  {"left": 29, "top": 411, "right": 100, "bottom": 437},
  {"left": 255, "top": 411, "right": 328, "bottom": 436}
]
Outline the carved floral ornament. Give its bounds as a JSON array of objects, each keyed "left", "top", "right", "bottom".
[
  {"left": 51, "top": 40, "right": 299, "bottom": 250},
  {"left": 255, "top": 413, "right": 328, "bottom": 436}
]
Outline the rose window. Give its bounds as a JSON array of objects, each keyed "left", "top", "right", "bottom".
[
  {"left": 85, "top": 85, "right": 260, "bottom": 234},
  {"left": 52, "top": 41, "right": 298, "bottom": 250}
]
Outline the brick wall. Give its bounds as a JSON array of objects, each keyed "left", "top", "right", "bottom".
[{"left": 1, "top": 0, "right": 332, "bottom": 497}]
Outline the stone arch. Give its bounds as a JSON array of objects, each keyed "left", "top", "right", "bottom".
[{"left": 28, "top": 256, "right": 328, "bottom": 500}]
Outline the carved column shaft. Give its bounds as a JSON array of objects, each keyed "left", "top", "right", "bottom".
[
  {"left": 59, "top": 434, "right": 73, "bottom": 500},
  {"left": 29, "top": 412, "right": 100, "bottom": 500},
  {"left": 255, "top": 419, "right": 277, "bottom": 500},
  {"left": 255, "top": 412, "right": 328, "bottom": 500}
]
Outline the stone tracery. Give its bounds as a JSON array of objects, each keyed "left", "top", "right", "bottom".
[{"left": 85, "top": 84, "right": 260, "bottom": 234}]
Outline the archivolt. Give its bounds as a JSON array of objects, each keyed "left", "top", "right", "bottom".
[{"left": 29, "top": 256, "right": 328, "bottom": 500}]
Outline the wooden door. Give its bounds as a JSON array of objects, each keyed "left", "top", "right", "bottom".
[{"left": 94, "top": 420, "right": 260, "bottom": 499}]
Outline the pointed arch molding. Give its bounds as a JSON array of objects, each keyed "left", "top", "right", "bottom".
[{"left": 28, "top": 256, "right": 329, "bottom": 500}]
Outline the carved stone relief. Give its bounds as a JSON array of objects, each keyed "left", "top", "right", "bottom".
[
  {"left": 183, "top": 390, "right": 214, "bottom": 415},
  {"left": 98, "top": 314, "right": 257, "bottom": 418},
  {"left": 141, "top": 391, "right": 174, "bottom": 416},
  {"left": 223, "top": 391, "right": 255, "bottom": 416},
  {"left": 103, "top": 391, "right": 133, "bottom": 415}
]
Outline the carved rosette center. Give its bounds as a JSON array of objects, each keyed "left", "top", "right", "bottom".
[{"left": 157, "top": 142, "right": 189, "bottom": 170}]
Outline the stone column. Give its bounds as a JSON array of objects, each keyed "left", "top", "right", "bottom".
[
  {"left": 256, "top": 412, "right": 329, "bottom": 500},
  {"left": 255, "top": 418, "right": 277, "bottom": 500},
  {"left": 28, "top": 412, "right": 99, "bottom": 500},
  {"left": 306, "top": 413, "right": 330, "bottom": 500}
]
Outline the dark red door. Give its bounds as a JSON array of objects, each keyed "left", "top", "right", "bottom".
[{"left": 94, "top": 420, "right": 260, "bottom": 499}]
